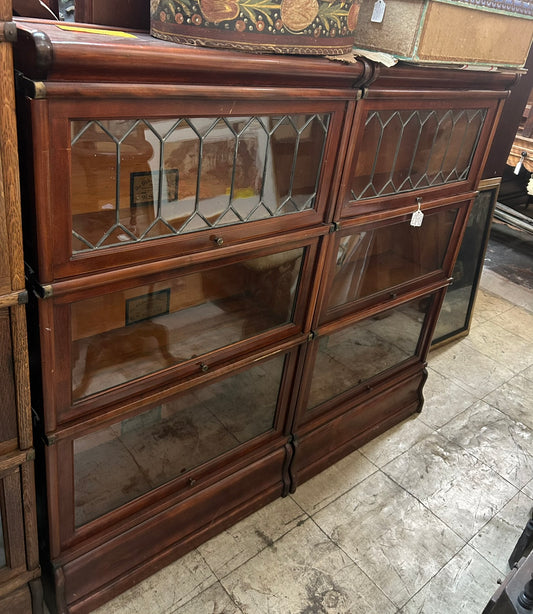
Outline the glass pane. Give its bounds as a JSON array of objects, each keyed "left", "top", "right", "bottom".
[
  {"left": 433, "top": 189, "right": 494, "bottom": 341},
  {"left": 71, "top": 247, "right": 304, "bottom": 400},
  {"left": 70, "top": 114, "right": 330, "bottom": 252},
  {"left": 73, "top": 353, "right": 286, "bottom": 526},
  {"left": 328, "top": 208, "right": 458, "bottom": 311},
  {"left": 350, "top": 108, "right": 487, "bottom": 200},
  {"left": 308, "top": 296, "right": 430, "bottom": 410},
  {"left": 0, "top": 507, "right": 5, "bottom": 568}
]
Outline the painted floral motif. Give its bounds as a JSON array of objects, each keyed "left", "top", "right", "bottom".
[{"left": 152, "top": 0, "right": 360, "bottom": 38}]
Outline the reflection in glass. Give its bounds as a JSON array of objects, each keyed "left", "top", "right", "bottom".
[
  {"left": 351, "top": 108, "right": 486, "bottom": 200},
  {"left": 71, "top": 247, "right": 304, "bottom": 400},
  {"left": 328, "top": 208, "right": 458, "bottom": 311},
  {"left": 308, "top": 296, "right": 430, "bottom": 410},
  {"left": 73, "top": 353, "right": 286, "bottom": 525},
  {"left": 70, "top": 114, "right": 330, "bottom": 252}
]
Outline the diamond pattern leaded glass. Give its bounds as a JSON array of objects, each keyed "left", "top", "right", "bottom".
[
  {"left": 350, "top": 108, "right": 487, "bottom": 201},
  {"left": 70, "top": 114, "right": 330, "bottom": 253}
]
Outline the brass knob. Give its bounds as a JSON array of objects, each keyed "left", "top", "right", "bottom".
[
  {"left": 214, "top": 236, "right": 224, "bottom": 247},
  {"left": 200, "top": 363, "right": 209, "bottom": 373}
]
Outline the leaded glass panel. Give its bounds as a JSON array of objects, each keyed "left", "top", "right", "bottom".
[
  {"left": 350, "top": 108, "right": 486, "bottom": 200},
  {"left": 73, "top": 352, "right": 286, "bottom": 526},
  {"left": 70, "top": 114, "right": 330, "bottom": 252}
]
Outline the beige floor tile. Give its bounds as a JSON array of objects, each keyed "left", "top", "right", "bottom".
[
  {"left": 360, "top": 415, "right": 433, "bottom": 468},
  {"left": 418, "top": 367, "right": 477, "bottom": 429},
  {"left": 497, "top": 305, "right": 533, "bottom": 343},
  {"left": 484, "top": 373, "right": 533, "bottom": 430},
  {"left": 170, "top": 582, "right": 243, "bottom": 614},
  {"left": 313, "top": 471, "right": 464, "bottom": 608},
  {"left": 522, "top": 364, "right": 533, "bottom": 382},
  {"left": 400, "top": 545, "right": 500, "bottom": 614},
  {"left": 221, "top": 518, "right": 397, "bottom": 614},
  {"left": 290, "top": 449, "right": 376, "bottom": 515},
  {"left": 439, "top": 400, "right": 533, "bottom": 489},
  {"left": 480, "top": 269, "right": 533, "bottom": 314},
  {"left": 383, "top": 433, "right": 518, "bottom": 541},
  {"left": 463, "top": 320, "right": 533, "bottom": 374},
  {"left": 469, "top": 287, "right": 515, "bottom": 325},
  {"left": 427, "top": 340, "right": 515, "bottom": 398},
  {"left": 198, "top": 496, "right": 307, "bottom": 579},
  {"left": 91, "top": 549, "right": 217, "bottom": 614},
  {"left": 470, "top": 491, "right": 533, "bottom": 575}
]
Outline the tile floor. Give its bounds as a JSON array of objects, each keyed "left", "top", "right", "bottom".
[{"left": 87, "top": 266, "right": 533, "bottom": 614}]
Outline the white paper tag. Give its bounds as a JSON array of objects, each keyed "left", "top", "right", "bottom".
[
  {"left": 410, "top": 208, "right": 424, "bottom": 227},
  {"left": 515, "top": 152, "right": 527, "bottom": 175},
  {"left": 371, "top": 0, "right": 386, "bottom": 23}
]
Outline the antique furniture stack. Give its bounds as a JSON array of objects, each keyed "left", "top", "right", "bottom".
[
  {"left": 12, "top": 18, "right": 516, "bottom": 613},
  {"left": 0, "top": 3, "right": 41, "bottom": 613}
]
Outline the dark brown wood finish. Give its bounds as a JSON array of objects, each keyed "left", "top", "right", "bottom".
[{"left": 12, "top": 19, "right": 515, "bottom": 614}]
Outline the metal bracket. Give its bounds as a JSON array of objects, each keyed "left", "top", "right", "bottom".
[
  {"left": 0, "top": 21, "right": 17, "bottom": 43},
  {"left": 43, "top": 433, "right": 56, "bottom": 446},
  {"left": 25, "top": 262, "right": 53, "bottom": 299},
  {"left": 15, "top": 71, "right": 47, "bottom": 100}
]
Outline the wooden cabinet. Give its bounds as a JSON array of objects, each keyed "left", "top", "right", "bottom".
[
  {"left": 0, "top": 6, "right": 41, "bottom": 613},
  {"left": 13, "top": 19, "right": 514, "bottom": 614}
]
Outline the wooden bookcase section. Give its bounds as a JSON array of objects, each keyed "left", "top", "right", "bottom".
[{"left": 13, "top": 19, "right": 514, "bottom": 614}]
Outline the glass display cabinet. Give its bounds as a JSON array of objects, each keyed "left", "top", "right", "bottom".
[{"left": 13, "top": 18, "right": 515, "bottom": 614}]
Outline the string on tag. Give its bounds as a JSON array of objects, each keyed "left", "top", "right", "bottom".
[
  {"left": 410, "top": 198, "right": 424, "bottom": 227},
  {"left": 514, "top": 151, "right": 527, "bottom": 175}
]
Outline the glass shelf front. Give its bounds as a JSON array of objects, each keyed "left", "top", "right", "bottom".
[
  {"left": 70, "top": 114, "right": 330, "bottom": 253},
  {"left": 324, "top": 207, "right": 458, "bottom": 318},
  {"left": 308, "top": 295, "right": 432, "bottom": 411},
  {"left": 70, "top": 246, "right": 305, "bottom": 401},
  {"left": 73, "top": 352, "right": 287, "bottom": 527}
]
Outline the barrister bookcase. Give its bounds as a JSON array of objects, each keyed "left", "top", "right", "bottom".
[
  {"left": 12, "top": 18, "right": 515, "bottom": 614},
  {"left": 0, "top": 5, "right": 41, "bottom": 613}
]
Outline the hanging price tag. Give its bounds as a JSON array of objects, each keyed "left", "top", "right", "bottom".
[
  {"left": 514, "top": 151, "right": 527, "bottom": 175},
  {"left": 371, "top": 0, "right": 386, "bottom": 23},
  {"left": 410, "top": 199, "right": 424, "bottom": 227}
]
